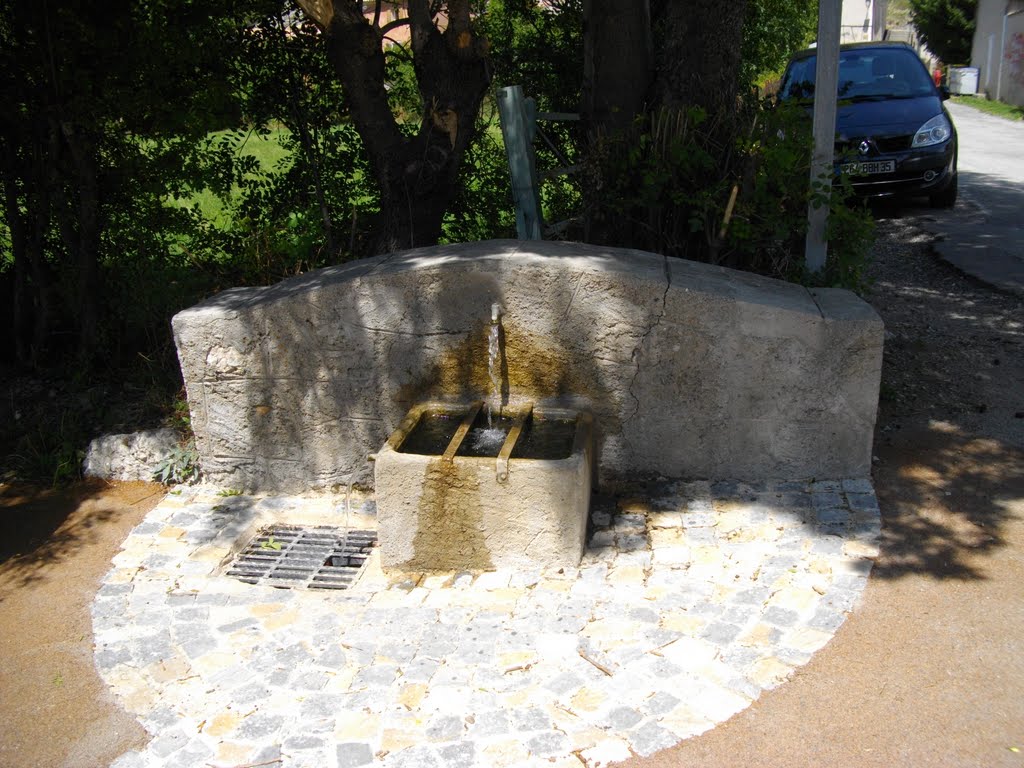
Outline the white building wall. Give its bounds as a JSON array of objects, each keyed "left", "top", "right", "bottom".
[{"left": 971, "top": 0, "right": 1024, "bottom": 104}]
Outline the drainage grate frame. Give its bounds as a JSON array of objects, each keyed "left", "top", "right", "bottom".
[{"left": 226, "top": 525, "right": 376, "bottom": 591}]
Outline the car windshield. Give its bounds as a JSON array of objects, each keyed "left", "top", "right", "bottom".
[{"left": 780, "top": 48, "right": 935, "bottom": 101}]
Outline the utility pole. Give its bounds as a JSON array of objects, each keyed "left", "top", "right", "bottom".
[{"left": 805, "top": 0, "right": 842, "bottom": 274}]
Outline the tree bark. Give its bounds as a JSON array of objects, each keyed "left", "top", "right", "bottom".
[
  {"left": 304, "top": 0, "right": 490, "bottom": 253},
  {"left": 582, "top": 0, "right": 652, "bottom": 136},
  {"left": 651, "top": 0, "right": 748, "bottom": 120}
]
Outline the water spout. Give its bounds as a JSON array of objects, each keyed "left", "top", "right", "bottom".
[{"left": 487, "top": 303, "right": 503, "bottom": 428}]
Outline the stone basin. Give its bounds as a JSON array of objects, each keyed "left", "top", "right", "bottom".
[{"left": 373, "top": 401, "right": 593, "bottom": 572}]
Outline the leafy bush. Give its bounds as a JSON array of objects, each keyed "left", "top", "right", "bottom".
[
  {"left": 581, "top": 100, "right": 874, "bottom": 291},
  {"left": 153, "top": 439, "right": 201, "bottom": 486}
]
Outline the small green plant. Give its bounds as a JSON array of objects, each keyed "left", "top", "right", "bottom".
[
  {"left": 261, "top": 536, "right": 282, "bottom": 551},
  {"left": 216, "top": 488, "right": 242, "bottom": 497},
  {"left": 152, "top": 440, "right": 200, "bottom": 486}
]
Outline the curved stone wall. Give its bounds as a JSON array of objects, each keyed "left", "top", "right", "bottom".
[{"left": 172, "top": 240, "right": 883, "bottom": 492}]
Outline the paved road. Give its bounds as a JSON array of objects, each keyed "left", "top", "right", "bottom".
[{"left": 921, "top": 101, "right": 1024, "bottom": 296}]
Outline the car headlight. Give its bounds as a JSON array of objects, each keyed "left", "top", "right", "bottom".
[{"left": 912, "top": 114, "right": 952, "bottom": 148}]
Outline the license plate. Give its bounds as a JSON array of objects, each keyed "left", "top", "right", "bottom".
[{"left": 841, "top": 160, "right": 895, "bottom": 176}]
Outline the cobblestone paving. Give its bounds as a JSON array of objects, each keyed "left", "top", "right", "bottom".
[{"left": 95, "top": 479, "right": 881, "bottom": 768}]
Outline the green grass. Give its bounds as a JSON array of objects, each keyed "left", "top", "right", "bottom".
[
  {"left": 952, "top": 95, "right": 1024, "bottom": 121},
  {"left": 168, "top": 126, "right": 294, "bottom": 226}
]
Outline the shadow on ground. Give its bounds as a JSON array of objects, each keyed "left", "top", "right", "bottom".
[{"left": 0, "top": 480, "right": 164, "bottom": 595}]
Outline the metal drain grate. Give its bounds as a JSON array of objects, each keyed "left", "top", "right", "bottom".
[{"left": 226, "top": 525, "right": 376, "bottom": 590}]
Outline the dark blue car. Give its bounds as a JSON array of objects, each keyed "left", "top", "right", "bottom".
[{"left": 779, "top": 41, "right": 958, "bottom": 208}]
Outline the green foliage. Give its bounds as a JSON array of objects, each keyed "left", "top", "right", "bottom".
[
  {"left": 908, "top": 0, "right": 977, "bottom": 64},
  {"left": 448, "top": 0, "right": 583, "bottom": 241},
  {"left": 12, "top": 417, "right": 84, "bottom": 487},
  {"left": 583, "top": 101, "right": 874, "bottom": 290},
  {"left": 153, "top": 440, "right": 200, "bottom": 486},
  {"left": 741, "top": 0, "right": 818, "bottom": 88}
]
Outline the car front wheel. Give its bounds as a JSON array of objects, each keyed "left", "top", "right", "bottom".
[{"left": 929, "top": 172, "right": 957, "bottom": 208}]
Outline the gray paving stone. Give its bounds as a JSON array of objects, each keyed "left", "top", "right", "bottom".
[
  {"left": 700, "top": 622, "right": 741, "bottom": 647},
  {"left": 93, "top": 481, "right": 879, "bottom": 767},
  {"left": 762, "top": 607, "right": 800, "bottom": 627},
  {"left": 174, "top": 739, "right": 215, "bottom": 766},
  {"left": 630, "top": 719, "right": 679, "bottom": 757},
  {"left": 467, "top": 709, "right": 509, "bottom": 738},
  {"left": 606, "top": 706, "right": 644, "bottom": 729},
  {"left": 511, "top": 706, "right": 551, "bottom": 732},
  {"left": 236, "top": 712, "right": 285, "bottom": 740},
  {"left": 643, "top": 690, "right": 681, "bottom": 716},
  {"left": 527, "top": 730, "right": 571, "bottom": 757},
  {"left": 149, "top": 728, "right": 188, "bottom": 759},
  {"left": 544, "top": 670, "right": 584, "bottom": 695},
  {"left": 437, "top": 741, "right": 476, "bottom": 768},
  {"left": 384, "top": 745, "right": 441, "bottom": 768},
  {"left": 109, "top": 750, "right": 147, "bottom": 768},
  {"left": 426, "top": 714, "right": 464, "bottom": 741}
]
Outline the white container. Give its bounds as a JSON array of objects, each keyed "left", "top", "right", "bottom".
[{"left": 949, "top": 67, "right": 979, "bottom": 95}]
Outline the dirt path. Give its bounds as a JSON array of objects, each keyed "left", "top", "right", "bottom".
[
  {"left": 0, "top": 212, "right": 1021, "bottom": 767},
  {"left": 0, "top": 481, "right": 161, "bottom": 768}
]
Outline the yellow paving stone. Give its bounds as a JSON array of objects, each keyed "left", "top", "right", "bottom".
[
  {"left": 538, "top": 578, "right": 573, "bottom": 593},
  {"left": 659, "top": 610, "right": 704, "bottom": 635},
  {"left": 261, "top": 609, "right": 301, "bottom": 631},
  {"left": 749, "top": 656, "right": 794, "bottom": 688},
  {"left": 158, "top": 525, "right": 187, "bottom": 539},
  {"left": 653, "top": 547, "right": 691, "bottom": 566},
  {"left": 649, "top": 527, "right": 687, "bottom": 548},
  {"left": 203, "top": 711, "right": 243, "bottom": 738},
  {"left": 498, "top": 650, "right": 538, "bottom": 670},
  {"left": 809, "top": 557, "right": 832, "bottom": 575},
  {"left": 334, "top": 710, "right": 381, "bottom": 741},
  {"left": 642, "top": 585, "right": 672, "bottom": 601},
  {"left": 784, "top": 626, "right": 833, "bottom": 654},
  {"left": 420, "top": 573, "right": 455, "bottom": 590},
  {"left": 648, "top": 511, "right": 682, "bottom": 528},
  {"left": 397, "top": 683, "right": 428, "bottom": 710},
  {"left": 656, "top": 636, "right": 718, "bottom": 669},
  {"left": 499, "top": 687, "right": 533, "bottom": 708},
  {"left": 214, "top": 742, "right": 257, "bottom": 765},
  {"left": 688, "top": 545, "right": 723, "bottom": 567},
  {"left": 844, "top": 539, "right": 880, "bottom": 558},
  {"left": 581, "top": 737, "right": 633, "bottom": 767},
  {"left": 192, "top": 651, "right": 239, "bottom": 678},
  {"left": 422, "top": 589, "right": 456, "bottom": 609},
  {"left": 149, "top": 654, "right": 192, "bottom": 683},
  {"left": 738, "top": 623, "right": 776, "bottom": 648},
  {"left": 249, "top": 602, "right": 286, "bottom": 617},
  {"left": 570, "top": 686, "right": 608, "bottom": 713},
  {"left": 767, "top": 585, "right": 818, "bottom": 614},
  {"left": 380, "top": 727, "right": 423, "bottom": 753},
  {"left": 715, "top": 509, "right": 748, "bottom": 533},
  {"left": 103, "top": 567, "right": 140, "bottom": 584},
  {"left": 617, "top": 498, "right": 650, "bottom": 513},
  {"left": 659, "top": 703, "right": 715, "bottom": 740},
  {"left": 582, "top": 617, "right": 637, "bottom": 642},
  {"left": 121, "top": 684, "right": 159, "bottom": 715},
  {"left": 322, "top": 666, "right": 357, "bottom": 693},
  {"left": 606, "top": 565, "right": 646, "bottom": 585},
  {"left": 482, "top": 738, "right": 530, "bottom": 767}
]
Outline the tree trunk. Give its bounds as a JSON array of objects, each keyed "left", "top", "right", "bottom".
[
  {"left": 315, "top": 0, "right": 490, "bottom": 253},
  {"left": 651, "top": 0, "right": 748, "bottom": 120},
  {"left": 582, "top": 0, "right": 652, "bottom": 136}
]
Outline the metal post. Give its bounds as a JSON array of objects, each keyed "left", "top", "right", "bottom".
[
  {"left": 497, "top": 85, "right": 544, "bottom": 240},
  {"left": 805, "top": 0, "right": 842, "bottom": 274}
]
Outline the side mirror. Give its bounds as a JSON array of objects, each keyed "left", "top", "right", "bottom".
[{"left": 939, "top": 85, "right": 951, "bottom": 101}]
